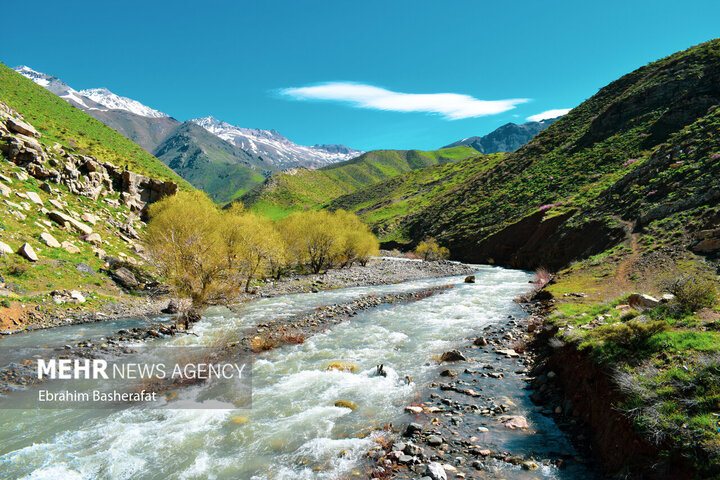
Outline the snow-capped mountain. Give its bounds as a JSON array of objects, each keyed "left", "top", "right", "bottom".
[
  {"left": 14, "top": 66, "right": 99, "bottom": 110},
  {"left": 191, "top": 116, "right": 363, "bottom": 169},
  {"left": 78, "top": 88, "right": 169, "bottom": 118},
  {"left": 14, "top": 66, "right": 168, "bottom": 118}
]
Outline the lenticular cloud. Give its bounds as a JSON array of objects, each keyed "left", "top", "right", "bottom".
[{"left": 281, "top": 82, "right": 529, "bottom": 120}]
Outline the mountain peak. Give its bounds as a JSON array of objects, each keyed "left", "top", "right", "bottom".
[
  {"left": 78, "top": 87, "right": 169, "bottom": 118},
  {"left": 189, "top": 117, "right": 363, "bottom": 169}
]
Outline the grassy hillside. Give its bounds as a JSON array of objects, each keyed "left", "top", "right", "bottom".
[
  {"left": 240, "top": 146, "right": 477, "bottom": 218},
  {"left": 0, "top": 63, "right": 190, "bottom": 188},
  {"left": 375, "top": 39, "right": 720, "bottom": 265},
  {"left": 327, "top": 153, "right": 505, "bottom": 243}
]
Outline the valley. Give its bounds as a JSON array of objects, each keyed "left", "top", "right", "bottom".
[{"left": 0, "top": 24, "right": 719, "bottom": 480}]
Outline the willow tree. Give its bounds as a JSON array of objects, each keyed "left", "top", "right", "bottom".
[
  {"left": 334, "top": 209, "right": 379, "bottom": 267},
  {"left": 222, "top": 207, "right": 285, "bottom": 292},
  {"left": 282, "top": 210, "right": 341, "bottom": 273},
  {"left": 145, "top": 191, "right": 238, "bottom": 321}
]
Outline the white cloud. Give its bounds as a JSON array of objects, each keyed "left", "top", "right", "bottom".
[
  {"left": 526, "top": 108, "right": 571, "bottom": 122},
  {"left": 280, "top": 82, "right": 529, "bottom": 120}
]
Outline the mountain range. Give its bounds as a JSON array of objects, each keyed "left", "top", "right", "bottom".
[
  {"left": 443, "top": 117, "right": 560, "bottom": 153},
  {"left": 13, "top": 66, "right": 363, "bottom": 202}
]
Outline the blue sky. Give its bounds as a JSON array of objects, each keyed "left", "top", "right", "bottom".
[{"left": 2, "top": 0, "right": 719, "bottom": 151}]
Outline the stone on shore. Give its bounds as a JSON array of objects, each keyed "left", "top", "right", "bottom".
[
  {"left": 440, "top": 350, "right": 467, "bottom": 362},
  {"left": 425, "top": 462, "right": 447, "bottom": 480}
]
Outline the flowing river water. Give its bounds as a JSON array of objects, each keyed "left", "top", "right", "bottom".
[{"left": 0, "top": 265, "right": 589, "bottom": 480}]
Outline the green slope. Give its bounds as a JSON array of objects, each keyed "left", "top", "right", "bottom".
[
  {"left": 389, "top": 39, "right": 720, "bottom": 267},
  {"left": 0, "top": 62, "right": 190, "bottom": 188},
  {"left": 240, "top": 146, "right": 478, "bottom": 218},
  {"left": 327, "top": 153, "right": 505, "bottom": 243},
  {"left": 153, "top": 122, "right": 270, "bottom": 203}
]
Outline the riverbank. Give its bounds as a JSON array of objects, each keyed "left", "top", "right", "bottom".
[
  {"left": 364, "top": 298, "right": 601, "bottom": 480},
  {"left": 0, "top": 256, "right": 475, "bottom": 335}
]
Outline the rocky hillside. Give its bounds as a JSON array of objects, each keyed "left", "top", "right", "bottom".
[
  {"left": 0, "top": 98, "right": 178, "bottom": 332},
  {"left": 239, "top": 146, "right": 479, "bottom": 219},
  {"left": 443, "top": 117, "right": 560, "bottom": 153}
]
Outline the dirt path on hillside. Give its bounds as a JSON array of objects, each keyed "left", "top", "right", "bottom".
[{"left": 613, "top": 217, "right": 641, "bottom": 290}]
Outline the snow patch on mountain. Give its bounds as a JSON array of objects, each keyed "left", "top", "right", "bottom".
[
  {"left": 14, "top": 66, "right": 168, "bottom": 118},
  {"left": 190, "top": 116, "right": 363, "bottom": 169},
  {"left": 79, "top": 88, "right": 169, "bottom": 118}
]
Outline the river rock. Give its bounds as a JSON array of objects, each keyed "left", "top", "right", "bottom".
[
  {"left": 16, "top": 243, "right": 38, "bottom": 261},
  {"left": 426, "top": 435, "right": 443, "bottom": 446},
  {"left": 404, "top": 442, "right": 423, "bottom": 456},
  {"left": 405, "top": 405, "right": 423, "bottom": 414},
  {"left": 628, "top": 293, "right": 660, "bottom": 311},
  {"left": 405, "top": 422, "right": 422, "bottom": 436},
  {"left": 464, "top": 275, "right": 475, "bottom": 283},
  {"left": 522, "top": 461, "right": 540, "bottom": 470},
  {"left": 501, "top": 415, "right": 529, "bottom": 430},
  {"left": 425, "top": 462, "right": 447, "bottom": 480},
  {"left": 473, "top": 337, "right": 488, "bottom": 346},
  {"left": 440, "top": 350, "right": 467, "bottom": 362},
  {"left": 334, "top": 400, "right": 357, "bottom": 410},
  {"left": 40, "top": 232, "right": 61, "bottom": 248}
]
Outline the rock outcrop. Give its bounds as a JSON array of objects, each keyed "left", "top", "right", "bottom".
[{"left": 0, "top": 102, "right": 177, "bottom": 215}]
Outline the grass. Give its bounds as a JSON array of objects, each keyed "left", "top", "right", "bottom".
[
  {"left": 241, "top": 146, "right": 479, "bottom": 218},
  {"left": 0, "top": 62, "right": 191, "bottom": 189}
]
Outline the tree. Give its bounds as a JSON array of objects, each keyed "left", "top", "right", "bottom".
[
  {"left": 145, "top": 192, "right": 238, "bottom": 319},
  {"left": 415, "top": 238, "right": 450, "bottom": 261},
  {"left": 334, "top": 209, "right": 379, "bottom": 267},
  {"left": 222, "top": 208, "right": 285, "bottom": 292}
]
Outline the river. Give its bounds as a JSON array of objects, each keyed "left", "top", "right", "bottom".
[{"left": 0, "top": 265, "right": 589, "bottom": 479}]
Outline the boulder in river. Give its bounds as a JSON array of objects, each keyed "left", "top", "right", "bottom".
[
  {"left": 464, "top": 275, "right": 476, "bottom": 283},
  {"left": 334, "top": 400, "right": 357, "bottom": 410},
  {"left": 440, "top": 350, "right": 467, "bottom": 362},
  {"left": 500, "top": 415, "right": 529, "bottom": 430},
  {"left": 326, "top": 360, "right": 356, "bottom": 372},
  {"left": 404, "top": 422, "right": 422, "bottom": 436}
]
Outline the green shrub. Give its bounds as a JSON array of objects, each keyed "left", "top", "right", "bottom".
[
  {"left": 1, "top": 299, "right": 10, "bottom": 308},
  {"left": 593, "top": 317, "right": 669, "bottom": 346},
  {"left": 661, "top": 270, "right": 718, "bottom": 312}
]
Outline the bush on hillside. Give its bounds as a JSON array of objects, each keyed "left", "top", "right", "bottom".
[
  {"left": 660, "top": 269, "right": 718, "bottom": 312},
  {"left": 415, "top": 238, "right": 450, "bottom": 261}
]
